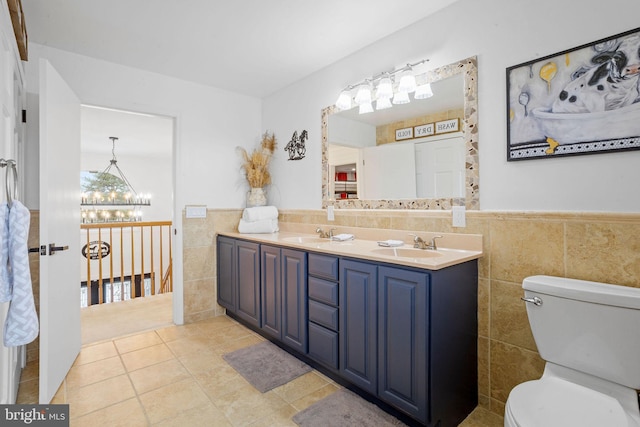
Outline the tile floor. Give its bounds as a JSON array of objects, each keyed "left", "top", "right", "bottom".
[{"left": 17, "top": 299, "right": 503, "bottom": 426}]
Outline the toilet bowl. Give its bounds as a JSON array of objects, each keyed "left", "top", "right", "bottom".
[{"left": 505, "top": 276, "right": 640, "bottom": 427}]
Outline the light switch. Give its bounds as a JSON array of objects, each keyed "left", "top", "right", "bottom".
[
  {"left": 327, "top": 205, "right": 335, "bottom": 221},
  {"left": 452, "top": 206, "right": 466, "bottom": 227},
  {"left": 186, "top": 205, "right": 207, "bottom": 218}
]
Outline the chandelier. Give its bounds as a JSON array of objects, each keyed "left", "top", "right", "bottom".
[
  {"left": 334, "top": 58, "right": 434, "bottom": 114},
  {"left": 81, "top": 136, "right": 151, "bottom": 223}
]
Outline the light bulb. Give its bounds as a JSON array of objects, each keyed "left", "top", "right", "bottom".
[
  {"left": 376, "top": 75, "right": 393, "bottom": 99},
  {"left": 358, "top": 102, "right": 374, "bottom": 114},
  {"left": 375, "top": 97, "right": 392, "bottom": 110},
  {"left": 398, "top": 67, "right": 417, "bottom": 93}
]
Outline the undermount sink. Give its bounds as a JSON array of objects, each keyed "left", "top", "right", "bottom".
[
  {"left": 372, "top": 247, "right": 443, "bottom": 259},
  {"left": 281, "top": 236, "right": 330, "bottom": 244}
]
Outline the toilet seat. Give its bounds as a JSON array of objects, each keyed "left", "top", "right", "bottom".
[{"left": 506, "top": 376, "right": 638, "bottom": 427}]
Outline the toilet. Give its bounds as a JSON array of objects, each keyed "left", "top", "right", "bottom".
[{"left": 504, "top": 275, "right": 640, "bottom": 427}]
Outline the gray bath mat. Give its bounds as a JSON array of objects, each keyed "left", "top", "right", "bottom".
[
  {"left": 293, "top": 388, "right": 406, "bottom": 426},
  {"left": 223, "top": 341, "right": 312, "bottom": 392}
]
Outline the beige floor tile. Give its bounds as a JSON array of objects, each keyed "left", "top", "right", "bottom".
[
  {"left": 74, "top": 341, "right": 118, "bottom": 366},
  {"left": 213, "top": 383, "right": 289, "bottom": 426},
  {"left": 214, "top": 334, "right": 263, "bottom": 354},
  {"left": 114, "top": 330, "right": 163, "bottom": 354},
  {"left": 179, "top": 352, "right": 229, "bottom": 376},
  {"left": 289, "top": 383, "right": 340, "bottom": 411},
  {"left": 66, "top": 356, "right": 126, "bottom": 389},
  {"left": 67, "top": 374, "right": 136, "bottom": 418},
  {"left": 459, "top": 406, "right": 504, "bottom": 427},
  {"left": 129, "top": 358, "right": 191, "bottom": 394},
  {"left": 70, "top": 397, "right": 148, "bottom": 427},
  {"left": 196, "top": 370, "right": 251, "bottom": 402},
  {"left": 246, "top": 404, "right": 298, "bottom": 427},
  {"left": 139, "top": 378, "right": 210, "bottom": 424},
  {"left": 272, "top": 371, "right": 331, "bottom": 403},
  {"left": 152, "top": 402, "right": 232, "bottom": 427},
  {"left": 155, "top": 323, "right": 202, "bottom": 343},
  {"left": 120, "top": 343, "right": 175, "bottom": 372},
  {"left": 164, "top": 334, "right": 219, "bottom": 359}
]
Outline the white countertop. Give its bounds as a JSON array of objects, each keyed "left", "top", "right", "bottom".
[{"left": 218, "top": 225, "right": 483, "bottom": 271}]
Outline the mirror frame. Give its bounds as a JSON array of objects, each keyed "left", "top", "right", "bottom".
[{"left": 322, "top": 56, "right": 478, "bottom": 210}]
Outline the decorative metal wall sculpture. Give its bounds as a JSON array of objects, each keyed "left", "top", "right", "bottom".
[{"left": 284, "top": 129, "right": 307, "bottom": 160}]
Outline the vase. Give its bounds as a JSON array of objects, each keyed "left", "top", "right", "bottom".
[{"left": 247, "top": 187, "right": 267, "bottom": 207}]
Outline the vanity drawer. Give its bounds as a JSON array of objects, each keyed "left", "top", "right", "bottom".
[
  {"left": 309, "top": 300, "right": 339, "bottom": 331},
  {"left": 308, "top": 276, "right": 339, "bottom": 306},
  {"left": 308, "top": 322, "right": 339, "bottom": 370},
  {"left": 309, "top": 253, "right": 339, "bottom": 281}
]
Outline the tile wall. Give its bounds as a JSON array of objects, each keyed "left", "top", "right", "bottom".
[{"left": 185, "top": 208, "right": 640, "bottom": 415}]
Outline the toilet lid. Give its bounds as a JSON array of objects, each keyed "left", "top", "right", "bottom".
[{"left": 507, "top": 377, "right": 631, "bottom": 427}]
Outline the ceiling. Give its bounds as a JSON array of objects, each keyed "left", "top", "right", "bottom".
[{"left": 22, "top": 0, "right": 459, "bottom": 98}]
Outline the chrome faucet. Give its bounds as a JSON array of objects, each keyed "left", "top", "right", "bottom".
[
  {"left": 410, "top": 234, "right": 442, "bottom": 250},
  {"left": 316, "top": 227, "right": 336, "bottom": 239}
]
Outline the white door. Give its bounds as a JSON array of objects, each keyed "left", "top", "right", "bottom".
[
  {"left": 415, "top": 136, "right": 465, "bottom": 198},
  {"left": 362, "top": 142, "right": 416, "bottom": 199},
  {"left": 38, "top": 59, "right": 81, "bottom": 403}
]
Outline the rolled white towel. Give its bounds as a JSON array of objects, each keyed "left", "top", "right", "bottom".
[
  {"left": 242, "top": 206, "right": 279, "bottom": 222},
  {"left": 238, "top": 218, "right": 279, "bottom": 234}
]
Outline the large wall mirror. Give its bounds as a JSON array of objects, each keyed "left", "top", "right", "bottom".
[{"left": 322, "top": 56, "right": 478, "bottom": 210}]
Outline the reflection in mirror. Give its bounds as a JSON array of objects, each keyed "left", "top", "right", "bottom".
[{"left": 322, "top": 56, "right": 478, "bottom": 210}]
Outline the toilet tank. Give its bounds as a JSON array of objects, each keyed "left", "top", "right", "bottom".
[{"left": 523, "top": 275, "right": 640, "bottom": 389}]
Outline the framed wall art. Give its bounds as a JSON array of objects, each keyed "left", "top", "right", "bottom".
[{"left": 506, "top": 27, "right": 640, "bottom": 161}]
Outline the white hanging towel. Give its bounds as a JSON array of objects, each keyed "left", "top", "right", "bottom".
[
  {"left": 0, "top": 203, "right": 11, "bottom": 302},
  {"left": 4, "top": 200, "right": 39, "bottom": 347}
]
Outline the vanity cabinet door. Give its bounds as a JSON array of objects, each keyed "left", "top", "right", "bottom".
[
  {"left": 260, "top": 245, "right": 308, "bottom": 353},
  {"left": 261, "top": 245, "right": 281, "bottom": 340},
  {"left": 281, "top": 248, "right": 308, "bottom": 353},
  {"left": 340, "top": 259, "right": 378, "bottom": 394},
  {"left": 235, "top": 240, "right": 261, "bottom": 328},
  {"left": 216, "top": 236, "right": 236, "bottom": 312},
  {"left": 377, "top": 266, "right": 429, "bottom": 423}
]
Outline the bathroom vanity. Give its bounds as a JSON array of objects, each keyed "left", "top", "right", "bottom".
[{"left": 216, "top": 229, "right": 481, "bottom": 426}]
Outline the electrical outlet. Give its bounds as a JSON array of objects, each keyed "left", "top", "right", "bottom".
[
  {"left": 327, "top": 205, "right": 335, "bottom": 221},
  {"left": 452, "top": 206, "right": 466, "bottom": 227}
]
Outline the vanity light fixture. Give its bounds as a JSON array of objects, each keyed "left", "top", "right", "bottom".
[
  {"left": 398, "top": 65, "right": 417, "bottom": 93},
  {"left": 335, "top": 88, "right": 353, "bottom": 110},
  {"left": 414, "top": 82, "right": 434, "bottom": 99},
  {"left": 354, "top": 82, "right": 373, "bottom": 105},
  {"left": 375, "top": 96, "right": 392, "bottom": 110},
  {"left": 376, "top": 73, "right": 394, "bottom": 99},
  {"left": 392, "top": 91, "right": 410, "bottom": 105},
  {"left": 334, "top": 58, "right": 429, "bottom": 114}
]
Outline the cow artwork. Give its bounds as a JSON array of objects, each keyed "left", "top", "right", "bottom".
[{"left": 507, "top": 27, "right": 640, "bottom": 160}]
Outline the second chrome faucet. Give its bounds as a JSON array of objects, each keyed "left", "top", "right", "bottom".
[{"left": 410, "top": 234, "right": 442, "bottom": 250}]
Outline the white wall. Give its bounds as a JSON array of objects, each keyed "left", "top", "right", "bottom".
[
  {"left": 24, "top": 44, "right": 263, "bottom": 212},
  {"left": 263, "top": 0, "right": 640, "bottom": 212}
]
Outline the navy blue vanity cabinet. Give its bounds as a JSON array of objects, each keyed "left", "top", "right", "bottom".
[
  {"left": 216, "top": 236, "right": 236, "bottom": 312},
  {"left": 216, "top": 236, "right": 260, "bottom": 328},
  {"left": 377, "top": 265, "right": 429, "bottom": 423},
  {"left": 307, "top": 253, "right": 340, "bottom": 370},
  {"left": 260, "top": 245, "right": 308, "bottom": 354},
  {"left": 235, "top": 239, "right": 261, "bottom": 328},
  {"left": 339, "top": 259, "right": 378, "bottom": 394}
]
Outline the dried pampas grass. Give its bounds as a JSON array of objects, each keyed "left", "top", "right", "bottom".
[{"left": 239, "top": 132, "right": 277, "bottom": 188}]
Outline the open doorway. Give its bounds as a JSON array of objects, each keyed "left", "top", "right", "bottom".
[{"left": 79, "top": 105, "right": 174, "bottom": 344}]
